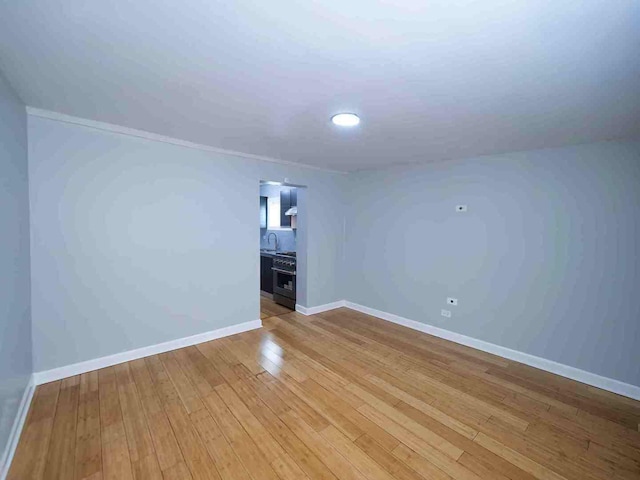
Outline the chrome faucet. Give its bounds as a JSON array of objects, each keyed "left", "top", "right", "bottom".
[{"left": 267, "top": 232, "right": 278, "bottom": 252}]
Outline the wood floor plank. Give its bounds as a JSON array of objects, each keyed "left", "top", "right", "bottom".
[
  {"left": 477, "top": 416, "right": 608, "bottom": 480},
  {"left": 346, "top": 382, "right": 463, "bottom": 460},
  {"left": 173, "top": 348, "right": 216, "bottom": 397},
  {"left": 131, "top": 453, "right": 163, "bottom": 480},
  {"left": 474, "top": 432, "right": 568, "bottom": 480},
  {"left": 202, "top": 390, "right": 281, "bottom": 480},
  {"left": 99, "top": 367, "right": 127, "bottom": 443},
  {"left": 184, "top": 346, "right": 226, "bottom": 389},
  {"left": 7, "top": 381, "right": 61, "bottom": 479},
  {"left": 260, "top": 297, "right": 293, "bottom": 319},
  {"left": 43, "top": 375, "right": 80, "bottom": 480},
  {"left": 163, "top": 400, "right": 220, "bottom": 480},
  {"left": 114, "top": 363, "right": 156, "bottom": 463},
  {"left": 99, "top": 367, "right": 134, "bottom": 480},
  {"left": 222, "top": 378, "right": 332, "bottom": 480},
  {"left": 280, "top": 410, "right": 367, "bottom": 480},
  {"left": 159, "top": 352, "right": 205, "bottom": 414},
  {"left": 256, "top": 372, "right": 330, "bottom": 431},
  {"left": 75, "top": 371, "right": 102, "bottom": 480},
  {"left": 161, "top": 461, "right": 193, "bottom": 480},
  {"left": 189, "top": 408, "right": 253, "bottom": 480},
  {"left": 457, "top": 452, "right": 511, "bottom": 480},
  {"left": 354, "top": 434, "right": 428, "bottom": 480},
  {"left": 358, "top": 404, "right": 483, "bottom": 480},
  {"left": 215, "top": 382, "right": 288, "bottom": 463},
  {"left": 320, "top": 425, "right": 399, "bottom": 480},
  {"left": 393, "top": 401, "right": 539, "bottom": 480},
  {"left": 390, "top": 444, "right": 453, "bottom": 480},
  {"left": 129, "top": 358, "right": 184, "bottom": 472},
  {"left": 145, "top": 356, "right": 220, "bottom": 480},
  {"left": 102, "top": 438, "right": 134, "bottom": 480},
  {"left": 366, "top": 373, "right": 478, "bottom": 439},
  {"left": 8, "top": 307, "right": 640, "bottom": 480}
]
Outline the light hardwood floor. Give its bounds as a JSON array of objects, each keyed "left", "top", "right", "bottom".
[
  {"left": 8, "top": 307, "right": 640, "bottom": 479},
  {"left": 260, "top": 296, "right": 293, "bottom": 319}
]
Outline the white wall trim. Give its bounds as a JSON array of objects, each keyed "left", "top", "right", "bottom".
[
  {"left": 0, "top": 375, "right": 36, "bottom": 480},
  {"left": 25, "top": 107, "right": 347, "bottom": 175},
  {"left": 33, "top": 319, "right": 262, "bottom": 385},
  {"left": 345, "top": 301, "right": 640, "bottom": 401},
  {"left": 296, "top": 300, "right": 346, "bottom": 316}
]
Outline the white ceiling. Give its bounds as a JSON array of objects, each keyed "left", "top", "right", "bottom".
[{"left": 1, "top": 1, "right": 639, "bottom": 172}]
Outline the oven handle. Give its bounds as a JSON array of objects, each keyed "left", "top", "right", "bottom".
[{"left": 272, "top": 267, "right": 296, "bottom": 276}]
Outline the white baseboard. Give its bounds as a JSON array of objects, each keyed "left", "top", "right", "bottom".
[
  {"left": 296, "top": 300, "right": 346, "bottom": 316},
  {"left": 0, "top": 375, "right": 36, "bottom": 480},
  {"left": 344, "top": 301, "right": 640, "bottom": 401},
  {"left": 33, "top": 319, "right": 262, "bottom": 385}
]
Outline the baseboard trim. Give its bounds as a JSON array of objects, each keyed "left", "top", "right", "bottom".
[
  {"left": 33, "top": 319, "right": 262, "bottom": 385},
  {"left": 344, "top": 301, "right": 640, "bottom": 401},
  {"left": 296, "top": 300, "right": 346, "bottom": 316},
  {"left": 0, "top": 375, "right": 36, "bottom": 480}
]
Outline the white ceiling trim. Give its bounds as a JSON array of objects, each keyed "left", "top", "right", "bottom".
[{"left": 25, "top": 107, "right": 347, "bottom": 174}]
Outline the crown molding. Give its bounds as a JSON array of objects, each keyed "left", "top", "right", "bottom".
[{"left": 25, "top": 107, "right": 347, "bottom": 175}]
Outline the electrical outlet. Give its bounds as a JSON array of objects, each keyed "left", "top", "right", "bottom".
[
  {"left": 447, "top": 297, "right": 458, "bottom": 306},
  {"left": 441, "top": 309, "right": 451, "bottom": 318}
]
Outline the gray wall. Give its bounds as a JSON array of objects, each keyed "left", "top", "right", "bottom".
[
  {"left": 345, "top": 141, "right": 640, "bottom": 386},
  {"left": 0, "top": 73, "right": 32, "bottom": 459},
  {"left": 28, "top": 116, "right": 346, "bottom": 372},
  {"left": 23, "top": 110, "right": 640, "bottom": 389}
]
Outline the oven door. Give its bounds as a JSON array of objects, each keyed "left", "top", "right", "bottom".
[{"left": 272, "top": 267, "right": 296, "bottom": 300}]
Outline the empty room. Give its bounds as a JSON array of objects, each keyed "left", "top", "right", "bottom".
[{"left": 1, "top": 1, "right": 639, "bottom": 479}]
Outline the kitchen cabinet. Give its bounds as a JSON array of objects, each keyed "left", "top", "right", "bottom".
[
  {"left": 280, "top": 189, "right": 291, "bottom": 227},
  {"left": 280, "top": 188, "right": 297, "bottom": 228},
  {"left": 260, "top": 254, "right": 273, "bottom": 293},
  {"left": 260, "top": 196, "right": 267, "bottom": 229}
]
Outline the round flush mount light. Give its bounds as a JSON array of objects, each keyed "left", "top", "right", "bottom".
[{"left": 331, "top": 113, "right": 360, "bottom": 127}]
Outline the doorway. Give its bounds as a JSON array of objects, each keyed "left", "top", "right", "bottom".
[{"left": 259, "top": 181, "right": 306, "bottom": 320}]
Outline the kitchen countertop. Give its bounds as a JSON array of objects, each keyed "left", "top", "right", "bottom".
[{"left": 260, "top": 250, "right": 296, "bottom": 258}]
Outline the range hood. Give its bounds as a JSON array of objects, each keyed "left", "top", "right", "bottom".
[{"left": 284, "top": 206, "right": 297, "bottom": 216}]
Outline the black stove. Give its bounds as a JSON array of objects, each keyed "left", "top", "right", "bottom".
[{"left": 272, "top": 253, "right": 296, "bottom": 309}]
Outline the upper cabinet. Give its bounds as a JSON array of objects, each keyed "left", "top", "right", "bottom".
[
  {"left": 280, "top": 189, "right": 291, "bottom": 228},
  {"left": 260, "top": 196, "right": 267, "bottom": 229},
  {"left": 279, "top": 188, "right": 298, "bottom": 228},
  {"left": 260, "top": 185, "right": 297, "bottom": 229}
]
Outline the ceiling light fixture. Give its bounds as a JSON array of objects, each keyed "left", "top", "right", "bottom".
[{"left": 331, "top": 113, "right": 360, "bottom": 127}]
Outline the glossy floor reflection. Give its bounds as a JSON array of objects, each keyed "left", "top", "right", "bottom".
[{"left": 9, "top": 307, "right": 640, "bottom": 479}]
